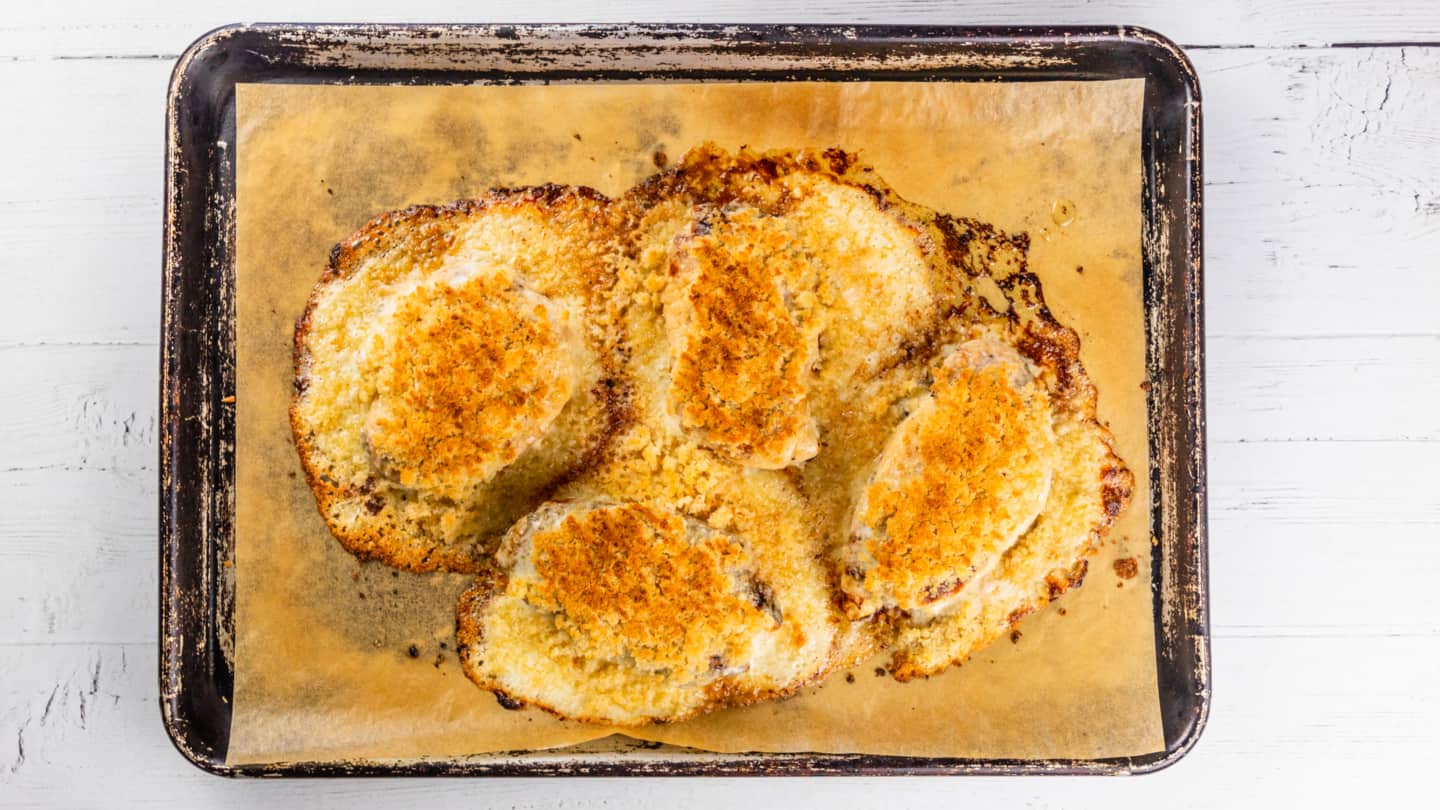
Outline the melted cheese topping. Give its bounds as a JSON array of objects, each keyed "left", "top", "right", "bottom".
[
  {"left": 290, "top": 192, "right": 620, "bottom": 572},
  {"left": 516, "top": 502, "right": 776, "bottom": 681},
  {"left": 782, "top": 184, "right": 934, "bottom": 379},
  {"left": 363, "top": 270, "right": 577, "bottom": 499},
  {"left": 663, "top": 209, "right": 821, "bottom": 468},
  {"left": 846, "top": 339, "right": 1057, "bottom": 616},
  {"left": 461, "top": 496, "right": 824, "bottom": 724},
  {"left": 435, "top": 147, "right": 1132, "bottom": 708}
]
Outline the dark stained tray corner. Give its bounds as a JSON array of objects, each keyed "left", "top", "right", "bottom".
[{"left": 161, "top": 22, "right": 1206, "bottom": 777}]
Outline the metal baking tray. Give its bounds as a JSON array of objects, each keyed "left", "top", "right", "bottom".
[{"left": 160, "top": 23, "right": 1207, "bottom": 777}]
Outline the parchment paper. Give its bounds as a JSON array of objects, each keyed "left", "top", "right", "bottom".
[{"left": 231, "top": 79, "right": 1159, "bottom": 764}]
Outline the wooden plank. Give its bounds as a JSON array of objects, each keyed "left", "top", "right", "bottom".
[
  {"left": 2, "top": 0, "right": 1440, "bottom": 59},
  {"left": 0, "top": 345, "right": 155, "bottom": 472},
  {"left": 0, "top": 469, "right": 155, "bottom": 645},
  {"left": 1211, "top": 440, "right": 1439, "bottom": 529},
  {"left": 1207, "top": 335, "right": 1440, "bottom": 443},
  {"left": 3, "top": 438, "right": 1433, "bottom": 644},
  {"left": 0, "top": 58, "right": 164, "bottom": 347},
  {"left": 1203, "top": 47, "right": 1440, "bottom": 338},
  {"left": 1209, "top": 441, "right": 1440, "bottom": 638},
  {"left": 0, "top": 636, "right": 1433, "bottom": 803},
  {"left": 5, "top": 50, "right": 1440, "bottom": 346}
]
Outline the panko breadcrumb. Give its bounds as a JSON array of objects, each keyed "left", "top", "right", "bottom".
[
  {"left": 843, "top": 338, "right": 1058, "bottom": 618},
  {"left": 456, "top": 499, "right": 818, "bottom": 725},
  {"left": 663, "top": 208, "right": 822, "bottom": 469},
  {"left": 295, "top": 144, "right": 1132, "bottom": 720},
  {"left": 290, "top": 187, "right": 625, "bottom": 573},
  {"left": 877, "top": 217, "right": 1134, "bottom": 681}
]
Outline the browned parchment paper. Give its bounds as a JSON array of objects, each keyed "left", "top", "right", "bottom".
[{"left": 231, "top": 79, "right": 1158, "bottom": 765}]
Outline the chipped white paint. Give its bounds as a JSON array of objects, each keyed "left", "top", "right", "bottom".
[
  {"left": 3, "top": 1, "right": 1440, "bottom": 58},
  {"left": 2, "top": 1, "right": 1439, "bottom": 806}
]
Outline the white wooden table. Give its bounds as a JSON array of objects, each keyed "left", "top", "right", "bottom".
[{"left": 3, "top": 2, "right": 1438, "bottom": 806}]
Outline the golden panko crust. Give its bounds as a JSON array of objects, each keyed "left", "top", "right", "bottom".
[
  {"left": 663, "top": 208, "right": 821, "bottom": 468},
  {"left": 619, "top": 144, "right": 939, "bottom": 450},
  {"left": 880, "top": 216, "right": 1135, "bottom": 681},
  {"left": 296, "top": 144, "right": 1134, "bottom": 720},
  {"left": 363, "top": 273, "right": 576, "bottom": 498},
  {"left": 291, "top": 187, "right": 627, "bottom": 573},
  {"left": 618, "top": 146, "right": 1133, "bottom": 682},
  {"left": 844, "top": 342, "right": 1058, "bottom": 616},
  {"left": 525, "top": 502, "right": 776, "bottom": 679},
  {"left": 455, "top": 500, "right": 822, "bottom": 726}
]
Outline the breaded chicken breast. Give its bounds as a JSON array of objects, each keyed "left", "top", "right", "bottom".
[
  {"left": 619, "top": 147, "right": 1131, "bottom": 683},
  {"left": 842, "top": 337, "right": 1058, "bottom": 620},
  {"left": 295, "top": 144, "right": 1133, "bottom": 720},
  {"left": 597, "top": 145, "right": 962, "bottom": 679},
  {"left": 867, "top": 218, "right": 1134, "bottom": 681},
  {"left": 451, "top": 147, "right": 935, "bottom": 721},
  {"left": 456, "top": 499, "right": 833, "bottom": 725},
  {"left": 291, "top": 187, "right": 625, "bottom": 573},
  {"left": 621, "top": 145, "right": 940, "bottom": 469},
  {"left": 662, "top": 208, "right": 822, "bottom": 469}
]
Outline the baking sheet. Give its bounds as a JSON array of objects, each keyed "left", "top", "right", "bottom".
[{"left": 230, "top": 79, "right": 1159, "bottom": 764}]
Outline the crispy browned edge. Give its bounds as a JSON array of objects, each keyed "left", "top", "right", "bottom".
[
  {"left": 626, "top": 145, "right": 1132, "bottom": 684},
  {"left": 885, "top": 215, "right": 1135, "bottom": 681},
  {"left": 289, "top": 185, "right": 624, "bottom": 574},
  {"left": 450, "top": 150, "right": 903, "bottom": 724},
  {"left": 620, "top": 144, "right": 892, "bottom": 222},
  {"left": 445, "top": 146, "right": 1129, "bottom": 718},
  {"left": 454, "top": 570, "right": 836, "bottom": 727}
]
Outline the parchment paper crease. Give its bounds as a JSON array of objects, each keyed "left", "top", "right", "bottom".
[{"left": 231, "top": 80, "right": 1160, "bottom": 764}]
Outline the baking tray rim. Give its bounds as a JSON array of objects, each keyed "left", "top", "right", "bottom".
[{"left": 159, "top": 21, "right": 1208, "bottom": 778}]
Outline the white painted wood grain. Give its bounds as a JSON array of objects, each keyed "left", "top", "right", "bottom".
[
  {"left": 3, "top": 0, "right": 1440, "bottom": 58},
  {"left": 0, "top": 468, "right": 156, "bottom": 646},
  {"left": 0, "top": 345, "right": 155, "bottom": 472},
  {"left": 1209, "top": 441, "right": 1440, "bottom": 639},
  {"left": 2, "top": 637, "right": 1434, "bottom": 806},
  {"left": 6, "top": 49, "right": 1440, "bottom": 347},
  {"left": 1203, "top": 46, "right": 1440, "bottom": 339},
  {"left": 2, "top": 4, "right": 1439, "bottom": 805},
  {"left": 1208, "top": 335, "right": 1440, "bottom": 442},
  {"left": 0, "top": 58, "right": 163, "bottom": 347}
]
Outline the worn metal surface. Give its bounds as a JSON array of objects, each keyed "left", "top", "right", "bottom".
[{"left": 159, "top": 23, "right": 1207, "bottom": 777}]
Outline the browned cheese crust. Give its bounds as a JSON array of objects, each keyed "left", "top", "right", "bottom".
[
  {"left": 663, "top": 209, "right": 821, "bottom": 469},
  {"left": 290, "top": 187, "right": 628, "bottom": 573},
  {"left": 876, "top": 216, "right": 1134, "bottom": 680},
  {"left": 614, "top": 145, "right": 1132, "bottom": 682},
  {"left": 844, "top": 339, "right": 1059, "bottom": 616},
  {"left": 455, "top": 499, "right": 821, "bottom": 725},
  {"left": 296, "top": 144, "right": 1132, "bottom": 721}
]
